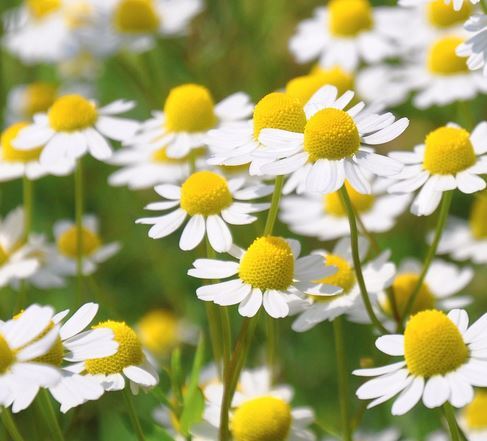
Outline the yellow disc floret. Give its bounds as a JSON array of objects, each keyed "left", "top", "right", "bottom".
[
  {"left": 304, "top": 108, "right": 360, "bottom": 162},
  {"left": 463, "top": 390, "right": 487, "bottom": 430},
  {"left": 180, "top": 171, "right": 232, "bottom": 216},
  {"left": 0, "top": 335, "right": 15, "bottom": 374},
  {"left": 23, "top": 82, "right": 57, "bottom": 117},
  {"left": 32, "top": 323, "right": 64, "bottom": 366},
  {"left": 328, "top": 0, "right": 373, "bottom": 37},
  {"left": 151, "top": 146, "right": 186, "bottom": 164},
  {"left": 27, "top": 0, "right": 61, "bottom": 19},
  {"left": 469, "top": 191, "right": 487, "bottom": 239},
  {"left": 426, "top": 0, "right": 471, "bottom": 28},
  {"left": 316, "top": 254, "right": 355, "bottom": 294},
  {"left": 57, "top": 226, "right": 102, "bottom": 258},
  {"left": 427, "top": 36, "right": 468, "bottom": 75},
  {"left": 137, "top": 309, "right": 179, "bottom": 357},
  {"left": 1, "top": 122, "right": 43, "bottom": 163},
  {"left": 114, "top": 0, "right": 160, "bottom": 33},
  {"left": 48, "top": 95, "right": 97, "bottom": 132},
  {"left": 164, "top": 84, "right": 217, "bottom": 133},
  {"left": 325, "top": 182, "right": 374, "bottom": 217},
  {"left": 252, "top": 92, "right": 307, "bottom": 139},
  {"left": 230, "top": 396, "right": 292, "bottom": 441},
  {"left": 404, "top": 310, "right": 469, "bottom": 377},
  {"left": 239, "top": 237, "right": 294, "bottom": 291},
  {"left": 85, "top": 321, "right": 143, "bottom": 375},
  {"left": 0, "top": 246, "right": 8, "bottom": 266},
  {"left": 423, "top": 126, "right": 475, "bottom": 175}
]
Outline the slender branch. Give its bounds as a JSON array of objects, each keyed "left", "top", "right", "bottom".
[
  {"left": 1, "top": 407, "right": 25, "bottom": 441},
  {"left": 22, "top": 176, "right": 33, "bottom": 242},
  {"left": 40, "top": 390, "right": 65, "bottom": 441},
  {"left": 263, "top": 175, "right": 284, "bottom": 236},
  {"left": 123, "top": 388, "right": 146, "bottom": 441},
  {"left": 74, "top": 159, "right": 84, "bottom": 305},
  {"left": 443, "top": 403, "right": 460, "bottom": 441}
]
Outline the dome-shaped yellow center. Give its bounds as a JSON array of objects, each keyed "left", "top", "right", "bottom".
[
  {"left": 469, "top": 191, "right": 487, "bottom": 239},
  {"left": 404, "top": 310, "right": 469, "bottom": 377},
  {"left": 426, "top": 0, "right": 471, "bottom": 28},
  {"left": 328, "top": 0, "right": 373, "bottom": 37},
  {"left": 316, "top": 254, "right": 356, "bottom": 295},
  {"left": 239, "top": 237, "right": 294, "bottom": 291},
  {"left": 0, "top": 335, "right": 15, "bottom": 374},
  {"left": 427, "top": 36, "right": 469, "bottom": 75},
  {"left": 164, "top": 84, "right": 217, "bottom": 133},
  {"left": 85, "top": 321, "right": 143, "bottom": 375},
  {"left": 304, "top": 108, "right": 360, "bottom": 162},
  {"left": 423, "top": 126, "right": 475, "bottom": 175},
  {"left": 230, "top": 396, "right": 292, "bottom": 441},
  {"left": 48, "top": 95, "right": 97, "bottom": 132},
  {"left": 23, "top": 82, "right": 57, "bottom": 117},
  {"left": 252, "top": 92, "right": 306, "bottom": 139},
  {"left": 27, "top": 0, "right": 61, "bottom": 19},
  {"left": 57, "top": 226, "right": 102, "bottom": 258},
  {"left": 32, "top": 322, "right": 64, "bottom": 366},
  {"left": 114, "top": 0, "right": 160, "bottom": 33},
  {"left": 1, "top": 122, "right": 43, "bottom": 163},
  {"left": 180, "top": 171, "right": 232, "bottom": 216},
  {"left": 137, "top": 309, "right": 179, "bottom": 357},
  {"left": 463, "top": 390, "right": 487, "bottom": 430},
  {"left": 324, "top": 182, "right": 374, "bottom": 217}
]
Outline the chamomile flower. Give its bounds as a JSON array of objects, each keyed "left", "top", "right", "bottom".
[
  {"left": 354, "top": 309, "right": 487, "bottom": 415},
  {"left": 13, "top": 94, "right": 139, "bottom": 169},
  {"left": 192, "top": 367, "right": 316, "bottom": 441},
  {"left": 53, "top": 215, "right": 121, "bottom": 276},
  {"left": 399, "top": 0, "right": 479, "bottom": 12},
  {"left": 459, "top": 389, "right": 487, "bottom": 440},
  {"left": 257, "top": 85, "right": 407, "bottom": 194},
  {"left": 136, "top": 171, "right": 272, "bottom": 253},
  {"left": 280, "top": 181, "right": 410, "bottom": 241},
  {"left": 457, "top": 14, "right": 487, "bottom": 76},
  {"left": 128, "top": 84, "right": 253, "bottom": 160},
  {"left": 388, "top": 122, "right": 487, "bottom": 216},
  {"left": 188, "top": 236, "right": 337, "bottom": 318},
  {"left": 6, "top": 82, "right": 57, "bottom": 121},
  {"left": 292, "top": 237, "right": 395, "bottom": 332}
]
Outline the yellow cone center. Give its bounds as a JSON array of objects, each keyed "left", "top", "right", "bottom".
[
  {"left": 426, "top": 0, "right": 471, "bottom": 28},
  {"left": 23, "top": 82, "right": 57, "bottom": 117},
  {"left": 316, "top": 254, "right": 356, "bottom": 296},
  {"left": 463, "top": 391, "right": 487, "bottom": 430},
  {"left": 1, "top": 122, "right": 43, "bottom": 163},
  {"left": 328, "top": 0, "right": 373, "bottom": 37},
  {"left": 469, "top": 191, "right": 487, "bottom": 239},
  {"left": 325, "top": 182, "right": 374, "bottom": 217},
  {"left": 427, "top": 36, "right": 469, "bottom": 75},
  {"left": 137, "top": 309, "right": 179, "bottom": 357},
  {"left": 0, "top": 335, "right": 15, "bottom": 374},
  {"left": 114, "top": 0, "right": 160, "bottom": 33},
  {"left": 48, "top": 94, "right": 97, "bottom": 132},
  {"left": 57, "top": 226, "right": 102, "bottom": 258},
  {"left": 27, "top": 0, "right": 61, "bottom": 19}
]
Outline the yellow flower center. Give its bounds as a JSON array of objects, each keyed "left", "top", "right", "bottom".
[
  {"left": 463, "top": 390, "right": 487, "bottom": 430},
  {"left": 426, "top": 0, "right": 471, "bottom": 28},
  {"left": 137, "top": 309, "right": 179, "bottom": 357},
  {"left": 427, "top": 36, "right": 469, "bottom": 75},
  {"left": 1, "top": 122, "right": 43, "bottom": 163},
  {"left": 48, "top": 95, "right": 97, "bottom": 132},
  {"left": 164, "top": 84, "right": 217, "bottom": 133},
  {"left": 180, "top": 171, "right": 232, "bottom": 216},
  {"left": 469, "top": 191, "right": 487, "bottom": 239},
  {"left": 23, "top": 82, "right": 57, "bottom": 117},
  {"left": 32, "top": 323, "right": 64, "bottom": 366},
  {"left": 252, "top": 92, "right": 306, "bottom": 139},
  {"left": 324, "top": 182, "right": 374, "bottom": 217},
  {"left": 0, "top": 335, "right": 15, "bottom": 374},
  {"left": 239, "top": 237, "right": 294, "bottom": 291},
  {"left": 316, "top": 254, "right": 356, "bottom": 295},
  {"left": 27, "top": 0, "right": 61, "bottom": 19},
  {"left": 423, "top": 126, "right": 475, "bottom": 175},
  {"left": 64, "top": 0, "right": 94, "bottom": 30},
  {"left": 0, "top": 246, "right": 9, "bottom": 265},
  {"left": 57, "top": 226, "right": 102, "bottom": 258},
  {"left": 230, "top": 396, "right": 292, "bottom": 441},
  {"left": 114, "top": 0, "right": 160, "bottom": 33},
  {"left": 85, "top": 321, "right": 143, "bottom": 375},
  {"left": 304, "top": 108, "right": 360, "bottom": 162},
  {"left": 404, "top": 310, "right": 469, "bottom": 377},
  {"left": 151, "top": 146, "right": 186, "bottom": 164},
  {"left": 328, "top": 0, "right": 374, "bottom": 37}
]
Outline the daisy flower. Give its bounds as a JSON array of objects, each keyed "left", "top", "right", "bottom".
[
  {"left": 6, "top": 82, "right": 57, "bottom": 122},
  {"left": 399, "top": 0, "right": 479, "bottom": 12},
  {"left": 192, "top": 366, "right": 316, "bottom": 441},
  {"left": 458, "top": 389, "right": 487, "bottom": 440},
  {"left": 280, "top": 181, "right": 410, "bottom": 241},
  {"left": 136, "top": 170, "right": 272, "bottom": 253},
  {"left": 257, "top": 85, "right": 407, "bottom": 195},
  {"left": 13, "top": 94, "right": 140, "bottom": 169},
  {"left": 388, "top": 122, "right": 487, "bottom": 216},
  {"left": 354, "top": 308, "right": 487, "bottom": 415},
  {"left": 127, "top": 84, "right": 253, "bottom": 159},
  {"left": 188, "top": 236, "right": 337, "bottom": 318},
  {"left": 457, "top": 14, "right": 487, "bottom": 76},
  {"left": 292, "top": 237, "right": 395, "bottom": 332},
  {"left": 53, "top": 215, "right": 121, "bottom": 276}
]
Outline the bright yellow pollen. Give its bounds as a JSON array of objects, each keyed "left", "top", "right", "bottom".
[
  {"left": 239, "top": 237, "right": 294, "bottom": 291},
  {"left": 64, "top": 0, "right": 94, "bottom": 30},
  {"left": 328, "top": 0, "right": 374, "bottom": 37},
  {"left": 427, "top": 36, "right": 468, "bottom": 75},
  {"left": 137, "top": 309, "right": 179, "bottom": 357},
  {"left": 325, "top": 182, "right": 374, "bottom": 217},
  {"left": 151, "top": 146, "right": 186, "bottom": 164},
  {"left": 180, "top": 171, "right": 232, "bottom": 216},
  {"left": 27, "top": 0, "right": 61, "bottom": 19},
  {"left": 317, "top": 254, "right": 355, "bottom": 294},
  {"left": 1, "top": 122, "right": 43, "bottom": 163},
  {"left": 252, "top": 92, "right": 306, "bottom": 139},
  {"left": 32, "top": 323, "right": 64, "bottom": 366},
  {"left": 164, "top": 84, "right": 217, "bottom": 133},
  {"left": 304, "top": 108, "right": 360, "bottom": 162},
  {"left": 57, "top": 226, "right": 102, "bottom": 258},
  {"left": 24, "top": 82, "right": 57, "bottom": 117},
  {"left": 423, "top": 126, "right": 475, "bottom": 175},
  {"left": 48, "top": 95, "right": 97, "bottom": 132},
  {"left": 404, "top": 310, "right": 468, "bottom": 377},
  {"left": 85, "top": 321, "right": 143, "bottom": 375},
  {"left": 114, "top": 0, "right": 160, "bottom": 33},
  {"left": 426, "top": 0, "right": 471, "bottom": 28},
  {"left": 0, "top": 246, "right": 8, "bottom": 265},
  {"left": 469, "top": 191, "right": 487, "bottom": 239},
  {"left": 463, "top": 390, "right": 487, "bottom": 430},
  {"left": 230, "top": 396, "right": 292, "bottom": 441},
  {"left": 0, "top": 335, "right": 15, "bottom": 374}
]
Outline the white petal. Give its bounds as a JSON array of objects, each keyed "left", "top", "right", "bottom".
[
  {"left": 179, "top": 215, "right": 206, "bottom": 251},
  {"left": 206, "top": 215, "right": 232, "bottom": 253}
]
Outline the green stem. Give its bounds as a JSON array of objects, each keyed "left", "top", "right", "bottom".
[
  {"left": 263, "top": 176, "right": 284, "bottom": 236},
  {"left": 400, "top": 191, "right": 453, "bottom": 327},
  {"left": 1, "top": 408, "right": 25, "bottom": 441},
  {"left": 333, "top": 317, "right": 353, "bottom": 441},
  {"left": 75, "top": 159, "right": 84, "bottom": 304},
  {"left": 40, "top": 390, "right": 64, "bottom": 441},
  {"left": 22, "top": 176, "right": 33, "bottom": 242},
  {"left": 123, "top": 389, "right": 146, "bottom": 441},
  {"left": 482, "top": 0, "right": 487, "bottom": 14},
  {"left": 338, "top": 187, "right": 388, "bottom": 334},
  {"left": 443, "top": 403, "right": 460, "bottom": 441},
  {"left": 266, "top": 316, "right": 278, "bottom": 381}
]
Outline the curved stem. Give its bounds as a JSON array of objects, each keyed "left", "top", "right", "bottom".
[
  {"left": 263, "top": 175, "right": 284, "bottom": 236},
  {"left": 123, "top": 388, "right": 146, "bottom": 441},
  {"left": 1, "top": 407, "right": 25, "bottom": 441},
  {"left": 443, "top": 403, "right": 460, "bottom": 441},
  {"left": 22, "top": 176, "right": 33, "bottom": 242},
  {"left": 75, "top": 159, "right": 84, "bottom": 305},
  {"left": 40, "top": 390, "right": 65, "bottom": 441},
  {"left": 339, "top": 187, "right": 388, "bottom": 334}
]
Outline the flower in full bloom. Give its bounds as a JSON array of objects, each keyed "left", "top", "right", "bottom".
[
  {"left": 388, "top": 122, "right": 487, "bottom": 216},
  {"left": 354, "top": 309, "right": 487, "bottom": 415}
]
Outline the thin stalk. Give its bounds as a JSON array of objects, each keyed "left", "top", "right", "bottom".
[
  {"left": 123, "top": 388, "right": 146, "bottom": 441},
  {"left": 40, "top": 390, "right": 65, "bottom": 441},
  {"left": 22, "top": 176, "right": 33, "bottom": 242},
  {"left": 443, "top": 403, "right": 460, "bottom": 441},
  {"left": 400, "top": 191, "right": 453, "bottom": 326},
  {"left": 333, "top": 317, "right": 352, "bottom": 441},
  {"left": 205, "top": 302, "right": 223, "bottom": 374},
  {"left": 339, "top": 187, "right": 388, "bottom": 334},
  {"left": 266, "top": 316, "right": 278, "bottom": 381},
  {"left": 1, "top": 407, "right": 25, "bottom": 441},
  {"left": 75, "top": 159, "right": 84, "bottom": 304},
  {"left": 263, "top": 175, "right": 284, "bottom": 236}
]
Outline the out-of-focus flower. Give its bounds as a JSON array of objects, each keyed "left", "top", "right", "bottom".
[
  {"left": 457, "top": 14, "right": 487, "bottom": 76},
  {"left": 459, "top": 389, "right": 487, "bottom": 440},
  {"left": 7, "top": 82, "right": 57, "bottom": 121},
  {"left": 399, "top": 0, "right": 478, "bottom": 13}
]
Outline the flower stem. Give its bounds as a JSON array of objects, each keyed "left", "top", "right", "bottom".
[
  {"left": 338, "top": 186, "right": 388, "bottom": 334},
  {"left": 74, "top": 158, "right": 84, "bottom": 305},
  {"left": 40, "top": 390, "right": 65, "bottom": 441},
  {"left": 123, "top": 388, "right": 146, "bottom": 441},
  {"left": 1, "top": 407, "right": 25, "bottom": 441},
  {"left": 400, "top": 191, "right": 453, "bottom": 327},
  {"left": 22, "top": 176, "right": 33, "bottom": 242},
  {"left": 443, "top": 403, "right": 460, "bottom": 441},
  {"left": 263, "top": 175, "right": 284, "bottom": 236}
]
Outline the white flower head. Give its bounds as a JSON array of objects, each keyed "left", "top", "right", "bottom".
[
  {"left": 457, "top": 14, "right": 487, "bottom": 77},
  {"left": 6, "top": 82, "right": 57, "bottom": 122},
  {"left": 399, "top": 0, "right": 478, "bottom": 12}
]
